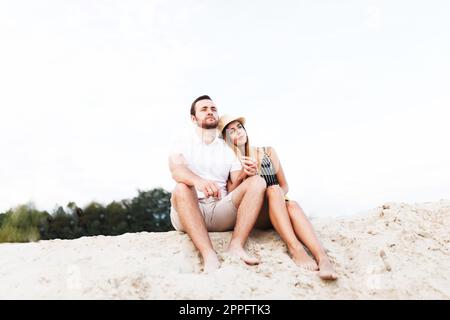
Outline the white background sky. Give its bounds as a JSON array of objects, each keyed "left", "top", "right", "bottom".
[{"left": 1, "top": 0, "right": 449, "bottom": 217}]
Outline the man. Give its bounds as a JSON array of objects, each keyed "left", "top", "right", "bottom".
[{"left": 168, "top": 95, "right": 266, "bottom": 272}]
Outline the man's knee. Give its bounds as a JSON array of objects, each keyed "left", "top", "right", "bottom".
[
  {"left": 247, "top": 175, "right": 267, "bottom": 192},
  {"left": 172, "top": 183, "right": 192, "bottom": 201}
]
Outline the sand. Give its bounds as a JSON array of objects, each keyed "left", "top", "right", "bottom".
[{"left": 1, "top": 199, "right": 449, "bottom": 299}]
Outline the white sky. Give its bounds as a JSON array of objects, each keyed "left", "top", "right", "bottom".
[{"left": 1, "top": 0, "right": 449, "bottom": 217}]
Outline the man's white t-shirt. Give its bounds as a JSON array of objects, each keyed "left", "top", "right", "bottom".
[{"left": 170, "top": 130, "right": 242, "bottom": 199}]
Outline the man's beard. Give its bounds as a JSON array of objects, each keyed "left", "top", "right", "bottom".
[{"left": 199, "top": 119, "right": 218, "bottom": 129}]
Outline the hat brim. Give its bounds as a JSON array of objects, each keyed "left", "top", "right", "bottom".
[{"left": 218, "top": 116, "right": 246, "bottom": 135}]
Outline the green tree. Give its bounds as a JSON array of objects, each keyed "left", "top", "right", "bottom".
[
  {"left": 45, "top": 206, "right": 78, "bottom": 239},
  {"left": 0, "top": 203, "right": 49, "bottom": 243},
  {"left": 0, "top": 213, "right": 5, "bottom": 227},
  {"left": 80, "top": 202, "right": 106, "bottom": 236},
  {"left": 104, "top": 201, "right": 129, "bottom": 236},
  {"left": 0, "top": 187, "right": 173, "bottom": 243},
  {"left": 129, "top": 188, "right": 173, "bottom": 232}
]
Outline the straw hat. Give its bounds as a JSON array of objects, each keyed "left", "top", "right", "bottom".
[{"left": 217, "top": 114, "right": 246, "bottom": 136}]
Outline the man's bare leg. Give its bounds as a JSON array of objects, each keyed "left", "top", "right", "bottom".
[
  {"left": 228, "top": 175, "right": 266, "bottom": 265},
  {"left": 286, "top": 201, "right": 338, "bottom": 280},
  {"left": 172, "top": 183, "right": 219, "bottom": 272},
  {"left": 266, "top": 186, "right": 318, "bottom": 271}
]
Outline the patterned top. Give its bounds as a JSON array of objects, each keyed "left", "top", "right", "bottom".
[{"left": 258, "top": 147, "right": 279, "bottom": 187}]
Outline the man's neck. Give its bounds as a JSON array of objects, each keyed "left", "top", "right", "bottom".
[{"left": 195, "top": 126, "right": 217, "bottom": 145}]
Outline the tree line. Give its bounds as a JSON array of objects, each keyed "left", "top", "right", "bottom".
[{"left": 0, "top": 188, "right": 174, "bottom": 243}]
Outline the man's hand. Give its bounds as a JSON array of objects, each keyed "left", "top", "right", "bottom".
[
  {"left": 241, "top": 156, "right": 258, "bottom": 177},
  {"left": 194, "top": 178, "right": 221, "bottom": 199}
]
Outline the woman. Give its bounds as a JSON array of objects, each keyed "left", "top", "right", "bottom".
[{"left": 218, "top": 115, "right": 338, "bottom": 281}]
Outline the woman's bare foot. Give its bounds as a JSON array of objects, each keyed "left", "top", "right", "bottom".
[
  {"left": 227, "top": 244, "right": 260, "bottom": 265},
  {"left": 203, "top": 253, "right": 221, "bottom": 273},
  {"left": 318, "top": 257, "right": 338, "bottom": 281},
  {"left": 289, "top": 246, "right": 319, "bottom": 271}
]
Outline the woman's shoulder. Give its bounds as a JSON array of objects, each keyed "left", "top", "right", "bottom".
[
  {"left": 253, "top": 146, "right": 273, "bottom": 151},
  {"left": 262, "top": 146, "right": 276, "bottom": 155}
]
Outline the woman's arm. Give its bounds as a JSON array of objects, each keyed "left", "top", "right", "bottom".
[
  {"left": 227, "top": 150, "right": 260, "bottom": 193},
  {"left": 268, "top": 147, "right": 289, "bottom": 195},
  {"left": 227, "top": 169, "right": 247, "bottom": 193}
]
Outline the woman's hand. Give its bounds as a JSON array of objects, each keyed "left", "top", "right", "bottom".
[{"left": 241, "top": 156, "right": 258, "bottom": 177}]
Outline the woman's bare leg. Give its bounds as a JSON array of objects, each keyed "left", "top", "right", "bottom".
[
  {"left": 254, "top": 197, "right": 271, "bottom": 229},
  {"left": 265, "top": 186, "right": 318, "bottom": 271},
  {"left": 286, "top": 201, "right": 338, "bottom": 280}
]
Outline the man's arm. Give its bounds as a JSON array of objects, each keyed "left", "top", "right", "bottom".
[
  {"left": 169, "top": 153, "right": 221, "bottom": 198},
  {"left": 169, "top": 153, "right": 200, "bottom": 186}
]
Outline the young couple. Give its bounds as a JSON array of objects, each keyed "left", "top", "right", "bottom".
[{"left": 168, "top": 95, "right": 337, "bottom": 280}]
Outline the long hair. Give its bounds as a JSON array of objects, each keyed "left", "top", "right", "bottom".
[{"left": 222, "top": 122, "right": 261, "bottom": 173}]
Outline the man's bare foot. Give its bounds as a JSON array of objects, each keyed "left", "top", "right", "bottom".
[
  {"left": 318, "top": 257, "right": 338, "bottom": 281},
  {"left": 203, "top": 253, "right": 220, "bottom": 273},
  {"left": 227, "top": 244, "right": 260, "bottom": 265},
  {"left": 289, "top": 247, "right": 319, "bottom": 271}
]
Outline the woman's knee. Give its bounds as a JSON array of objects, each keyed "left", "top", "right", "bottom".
[{"left": 266, "top": 185, "right": 283, "bottom": 198}]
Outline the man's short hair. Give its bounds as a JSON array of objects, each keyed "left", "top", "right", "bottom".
[{"left": 190, "top": 95, "right": 212, "bottom": 116}]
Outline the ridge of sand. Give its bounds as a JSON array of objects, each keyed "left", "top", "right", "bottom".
[{"left": 1, "top": 200, "right": 449, "bottom": 299}]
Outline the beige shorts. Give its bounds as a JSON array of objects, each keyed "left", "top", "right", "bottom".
[{"left": 170, "top": 191, "right": 238, "bottom": 232}]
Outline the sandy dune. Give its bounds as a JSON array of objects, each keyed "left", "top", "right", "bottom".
[{"left": 1, "top": 200, "right": 449, "bottom": 299}]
